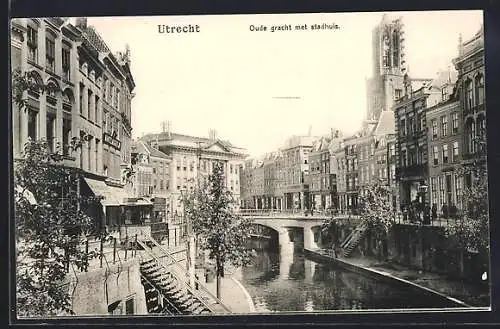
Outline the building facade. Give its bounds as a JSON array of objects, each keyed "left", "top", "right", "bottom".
[
  {"left": 452, "top": 26, "right": 486, "bottom": 187},
  {"left": 281, "top": 135, "right": 315, "bottom": 211},
  {"left": 11, "top": 17, "right": 140, "bottom": 237},
  {"left": 309, "top": 136, "right": 334, "bottom": 212},
  {"left": 141, "top": 126, "right": 248, "bottom": 216},
  {"left": 426, "top": 75, "right": 462, "bottom": 218}
]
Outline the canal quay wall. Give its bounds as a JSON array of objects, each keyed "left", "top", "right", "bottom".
[
  {"left": 303, "top": 248, "right": 471, "bottom": 308},
  {"left": 68, "top": 258, "right": 148, "bottom": 316},
  {"left": 322, "top": 222, "right": 488, "bottom": 285}
]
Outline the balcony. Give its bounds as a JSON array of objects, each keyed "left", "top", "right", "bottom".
[{"left": 396, "top": 164, "right": 427, "bottom": 179}]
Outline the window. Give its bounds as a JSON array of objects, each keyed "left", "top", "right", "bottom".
[
  {"left": 395, "top": 89, "right": 402, "bottom": 100},
  {"left": 467, "top": 120, "right": 476, "bottom": 154},
  {"left": 79, "top": 83, "right": 84, "bottom": 115},
  {"left": 63, "top": 118, "right": 71, "bottom": 156},
  {"left": 452, "top": 112, "right": 459, "bottom": 134},
  {"left": 45, "top": 37, "right": 55, "bottom": 73},
  {"left": 401, "top": 149, "right": 407, "bottom": 167},
  {"left": 88, "top": 90, "right": 92, "bottom": 120},
  {"left": 439, "top": 176, "right": 445, "bottom": 208},
  {"left": 408, "top": 117, "right": 414, "bottom": 136},
  {"left": 431, "top": 177, "right": 438, "bottom": 207},
  {"left": 86, "top": 136, "right": 92, "bottom": 171},
  {"left": 389, "top": 143, "right": 395, "bottom": 157},
  {"left": 455, "top": 174, "right": 463, "bottom": 210},
  {"left": 95, "top": 96, "right": 100, "bottom": 124},
  {"left": 475, "top": 74, "right": 485, "bottom": 106},
  {"left": 442, "top": 144, "right": 449, "bottom": 164},
  {"left": 95, "top": 139, "right": 100, "bottom": 173},
  {"left": 27, "top": 26, "right": 38, "bottom": 63},
  {"left": 125, "top": 298, "right": 135, "bottom": 315},
  {"left": 465, "top": 80, "right": 473, "bottom": 109},
  {"left": 440, "top": 116, "right": 448, "bottom": 137},
  {"left": 445, "top": 174, "right": 453, "bottom": 207},
  {"left": 28, "top": 109, "right": 38, "bottom": 140},
  {"left": 431, "top": 119, "right": 438, "bottom": 139},
  {"left": 433, "top": 145, "right": 439, "bottom": 165},
  {"left": 46, "top": 115, "right": 55, "bottom": 153},
  {"left": 420, "top": 116, "right": 425, "bottom": 133},
  {"left": 62, "top": 47, "right": 71, "bottom": 80},
  {"left": 441, "top": 86, "right": 449, "bottom": 101},
  {"left": 453, "top": 141, "right": 459, "bottom": 162},
  {"left": 400, "top": 119, "right": 406, "bottom": 136},
  {"left": 390, "top": 164, "right": 396, "bottom": 181}
]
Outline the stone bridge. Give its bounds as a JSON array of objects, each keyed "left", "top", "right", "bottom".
[{"left": 246, "top": 216, "right": 326, "bottom": 250}]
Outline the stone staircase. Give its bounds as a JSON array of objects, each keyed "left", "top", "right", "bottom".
[
  {"left": 140, "top": 258, "right": 211, "bottom": 315},
  {"left": 341, "top": 222, "right": 368, "bottom": 258},
  {"left": 135, "top": 234, "right": 232, "bottom": 316}
]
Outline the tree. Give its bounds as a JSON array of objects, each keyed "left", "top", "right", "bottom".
[
  {"left": 13, "top": 69, "right": 104, "bottom": 317},
  {"left": 445, "top": 134, "right": 490, "bottom": 257},
  {"left": 357, "top": 180, "right": 397, "bottom": 241},
  {"left": 182, "top": 162, "right": 254, "bottom": 299}
]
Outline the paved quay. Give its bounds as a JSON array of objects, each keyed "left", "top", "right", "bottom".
[
  {"left": 307, "top": 248, "right": 490, "bottom": 308},
  {"left": 197, "top": 270, "right": 256, "bottom": 314}
]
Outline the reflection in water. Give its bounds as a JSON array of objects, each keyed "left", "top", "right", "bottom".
[{"left": 240, "top": 239, "right": 457, "bottom": 312}]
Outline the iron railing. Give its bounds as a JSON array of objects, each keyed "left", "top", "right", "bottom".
[{"left": 135, "top": 233, "right": 232, "bottom": 314}]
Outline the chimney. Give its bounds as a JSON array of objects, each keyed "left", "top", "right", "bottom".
[
  {"left": 209, "top": 129, "right": 217, "bottom": 141},
  {"left": 75, "top": 17, "right": 88, "bottom": 30},
  {"left": 458, "top": 33, "right": 463, "bottom": 56},
  {"left": 161, "top": 120, "right": 172, "bottom": 138}
]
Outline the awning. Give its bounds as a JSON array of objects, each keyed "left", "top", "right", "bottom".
[
  {"left": 122, "top": 198, "right": 153, "bottom": 206},
  {"left": 83, "top": 178, "right": 153, "bottom": 207},
  {"left": 83, "top": 178, "right": 131, "bottom": 206}
]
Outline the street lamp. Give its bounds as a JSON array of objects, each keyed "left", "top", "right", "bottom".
[{"left": 179, "top": 186, "right": 196, "bottom": 287}]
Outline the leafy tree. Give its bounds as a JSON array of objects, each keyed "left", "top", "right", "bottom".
[
  {"left": 357, "top": 180, "right": 397, "bottom": 240},
  {"left": 321, "top": 180, "right": 396, "bottom": 253},
  {"left": 13, "top": 69, "right": 104, "bottom": 317},
  {"left": 182, "top": 162, "right": 254, "bottom": 299},
  {"left": 445, "top": 134, "right": 490, "bottom": 257}
]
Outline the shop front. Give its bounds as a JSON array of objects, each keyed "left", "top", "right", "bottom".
[{"left": 83, "top": 177, "right": 153, "bottom": 241}]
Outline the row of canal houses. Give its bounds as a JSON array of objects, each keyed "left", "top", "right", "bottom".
[{"left": 239, "top": 24, "right": 485, "bottom": 219}]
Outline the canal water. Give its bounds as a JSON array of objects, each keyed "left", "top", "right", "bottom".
[{"left": 237, "top": 238, "right": 456, "bottom": 312}]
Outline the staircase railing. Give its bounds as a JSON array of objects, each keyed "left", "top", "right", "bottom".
[
  {"left": 135, "top": 234, "right": 232, "bottom": 314},
  {"left": 139, "top": 272, "right": 181, "bottom": 315},
  {"left": 340, "top": 222, "right": 368, "bottom": 251}
]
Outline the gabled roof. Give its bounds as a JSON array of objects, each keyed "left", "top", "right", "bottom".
[
  {"left": 202, "top": 140, "right": 232, "bottom": 153},
  {"left": 373, "top": 111, "right": 395, "bottom": 137},
  {"left": 140, "top": 132, "right": 247, "bottom": 155},
  {"left": 132, "top": 140, "right": 170, "bottom": 160}
]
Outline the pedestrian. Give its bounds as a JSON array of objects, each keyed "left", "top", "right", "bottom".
[{"left": 331, "top": 241, "right": 338, "bottom": 258}]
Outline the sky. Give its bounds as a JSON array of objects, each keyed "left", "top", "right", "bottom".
[{"left": 82, "top": 10, "right": 483, "bottom": 157}]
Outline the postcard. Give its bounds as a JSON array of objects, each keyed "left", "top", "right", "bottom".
[{"left": 9, "top": 10, "right": 490, "bottom": 320}]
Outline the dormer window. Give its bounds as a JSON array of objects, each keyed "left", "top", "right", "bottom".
[{"left": 441, "top": 86, "right": 449, "bottom": 101}]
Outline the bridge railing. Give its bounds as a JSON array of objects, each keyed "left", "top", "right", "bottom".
[{"left": 237, "top": 208, "right": 360, "bottom": 220}]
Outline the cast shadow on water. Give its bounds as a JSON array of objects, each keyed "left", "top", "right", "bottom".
[{"left": 240, "top": 246, "right": 458, "bottom": 312}]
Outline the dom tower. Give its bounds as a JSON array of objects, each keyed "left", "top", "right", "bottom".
[{"left": 365, "top": 14, "right": 407, "bottom": 122}]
